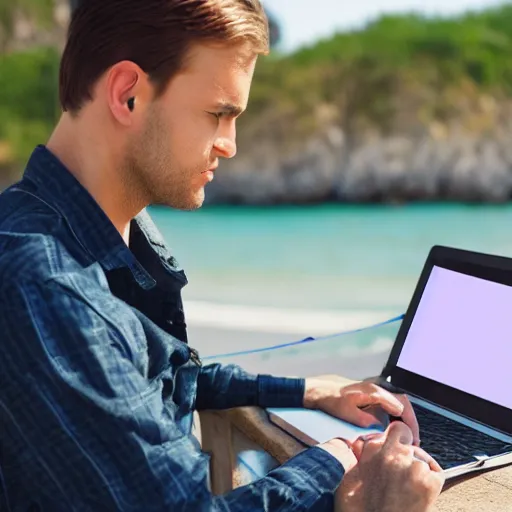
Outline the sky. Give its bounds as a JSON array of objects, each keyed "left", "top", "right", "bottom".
[{"left": 264, "top": 0, "right": 509, "bottom": 52}]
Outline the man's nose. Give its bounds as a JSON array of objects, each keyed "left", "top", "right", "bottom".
[
  {"left": 214, "top": 123, "right": 237, "bottom": 159},
  {"left": 214, "top": 138, "right": 237, "bottom": 159}
]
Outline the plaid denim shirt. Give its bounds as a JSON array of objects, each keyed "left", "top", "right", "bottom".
[{"left": 0, "top": 146, "right": 344, "bottom": 511}]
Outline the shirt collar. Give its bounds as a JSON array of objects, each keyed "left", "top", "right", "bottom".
[{"left": 23, "top": 145, "right": 186, "bottom": 291}]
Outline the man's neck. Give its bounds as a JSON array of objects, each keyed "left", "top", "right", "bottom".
[
  {"left": 120, "top": 223, "right": 131, "bottom": 246},
  {"left": 46, "top": 114, "right": 141, "bottom": 246}
]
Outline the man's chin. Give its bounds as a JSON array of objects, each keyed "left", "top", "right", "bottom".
[
  {"left": 154, "top": 189, "right": 205, "bottom": 211},
  {"left": 185, "top": 189, "right": 206, "bottom": 210}
]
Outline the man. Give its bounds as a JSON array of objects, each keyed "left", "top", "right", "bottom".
[{"left": 0, "top": 1, "right": 444, "bottom": 510}]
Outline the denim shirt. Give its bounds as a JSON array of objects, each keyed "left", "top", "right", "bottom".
[{"left": 0, "top": 146, "right": 343, "bottom": 511}]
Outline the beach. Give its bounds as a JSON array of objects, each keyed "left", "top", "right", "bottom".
[
  {"left": 189, "top": 323, "right": 391, "bottom": 379},
  {"left": 152, "top": 202, "right": 512, "bottom": 380},
  {"left": 186, "top": 301, "right": 402, "bottom": 380}
]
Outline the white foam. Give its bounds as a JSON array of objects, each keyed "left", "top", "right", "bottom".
[{"left": 184, "top": 300, "right": 399, "bottom": 336}]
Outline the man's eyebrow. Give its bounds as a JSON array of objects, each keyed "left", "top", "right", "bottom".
[{"left": 213, "top": 102, "right": 245, "bottom": 117}]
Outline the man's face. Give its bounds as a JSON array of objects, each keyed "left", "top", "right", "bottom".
[{"left": 126, "top": 43, "right": 257, "bottom": 210}]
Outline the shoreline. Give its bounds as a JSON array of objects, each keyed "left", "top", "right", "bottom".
[{"left": 185, "top": 300, "right": 400, "bottom": 338}]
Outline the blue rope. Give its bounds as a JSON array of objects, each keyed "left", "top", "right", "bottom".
[{"left": 202, "top": 313, "right": 405, "bottom": 361}]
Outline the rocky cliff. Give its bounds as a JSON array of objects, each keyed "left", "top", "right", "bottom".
[
  {"left": 206, "top": 6, "right": 512, "bottom": 204},
  {"left": 207, "top": 120, "right": 512, "bottom": 205}
]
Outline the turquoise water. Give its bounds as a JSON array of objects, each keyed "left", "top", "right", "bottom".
[{"left": 150, "top": 203, "right": 512, "bottom": 313}]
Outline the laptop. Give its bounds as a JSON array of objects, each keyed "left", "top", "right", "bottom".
[{"left": 269, "top": 245, "right": 512, "bottom": 479}]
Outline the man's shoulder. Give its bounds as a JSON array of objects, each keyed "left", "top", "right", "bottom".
[{"left": 0, "top": 184, "right": 92, "bottom": 289}]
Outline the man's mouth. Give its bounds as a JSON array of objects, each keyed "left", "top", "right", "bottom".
[
  {"left": 201, "top": 164, "right": 217, "bottom": 182},
  {"left": 202, "top": 163, "right": 218, "bottom": 174}
]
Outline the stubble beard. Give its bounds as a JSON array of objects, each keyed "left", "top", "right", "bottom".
[{"left": 125, "top": 114, "right": 205, "bottom": 211}]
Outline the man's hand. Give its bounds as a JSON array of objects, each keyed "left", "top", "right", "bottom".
[
  {"left": 304, "top": 377, "right": 420, "bottom": 445},
  {"left": 318, "top": 437, "right": 359, "bottom": 472},
  {"left": 336, "top": 422, "right": 444, "bottom": 512}
]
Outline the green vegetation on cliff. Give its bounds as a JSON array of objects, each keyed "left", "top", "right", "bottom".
[
  {"left": 0, "top": 46, "right": 60, "bottom": 181},
  {"left": 2, "top": 4, "right": 512, "bottom": 182},
  {"left": 241, "top": 4, "right": 512, "bottom": 155}
]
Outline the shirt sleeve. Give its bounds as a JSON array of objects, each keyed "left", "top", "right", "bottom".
[
  {"left": 195, "top": 363, "right": 306, "bottom": 410},
  {"left": 0, "top": 274, "right": 343, "bottom": 511}
]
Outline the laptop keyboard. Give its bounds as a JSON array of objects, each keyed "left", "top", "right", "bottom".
[{"left": 413, "top": 403, "right": 512, "bottom": 470}]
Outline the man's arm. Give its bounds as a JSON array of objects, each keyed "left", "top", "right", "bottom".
[
  {"left": 195, "top": 363, "right": 306, "bottom": 410},
  {"left": 0, "top": 274, "right": 344, "bottom": 511},
  {"left": 195, "top": 361, "right": 421, "bottom": 444}
]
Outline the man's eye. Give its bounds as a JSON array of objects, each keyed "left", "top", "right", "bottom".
[{"left": 209, "top": 112, "right": 223, "bottom": 120}]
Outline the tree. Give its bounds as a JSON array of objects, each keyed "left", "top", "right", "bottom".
[{"left": 0, "top": 0, "right": 54, "bottom": 51}]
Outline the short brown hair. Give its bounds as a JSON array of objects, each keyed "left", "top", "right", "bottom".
[{"left": 60, "top": 0, "right": 269, "bottom": 113}]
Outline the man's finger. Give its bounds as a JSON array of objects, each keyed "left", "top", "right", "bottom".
[
  {"left": 413, "top": 446, "right": 443, "bottom": 473},
  {"left": 355, "top": 433, "right": 388, "bottom": 464},
  {"left": 395, "top": 394, "right": 421, "bottom": 446},
  {"left": 361, "top": 385, "right": 405, "bottom": 417},
  {"left": 341, "top": 407, "right": 387, "bottom": 429},
  {"left": 350, "top": 432, "right": 385, "bottom": 460},
  {"left": 362, "top": 385, "right": 420, "bottom": 446},
  {"left": 383, "top": 421, "right": 414, "bottom": 447}
]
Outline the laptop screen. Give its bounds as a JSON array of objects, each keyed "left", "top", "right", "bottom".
[{"left": 396, "top": 265, "right": 512, "bottom": 410}]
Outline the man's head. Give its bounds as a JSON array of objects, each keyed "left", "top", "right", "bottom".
[{"left": 59, "top": 0, "right": 269, "bottom": 210}]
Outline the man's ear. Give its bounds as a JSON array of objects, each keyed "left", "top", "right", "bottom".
[{"left": 106, "top": 61, "right": 145, "bottom": 125}]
